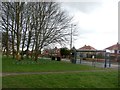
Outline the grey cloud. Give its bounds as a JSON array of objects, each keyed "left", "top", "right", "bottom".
[{"left": 60, "top": 2, "right": 102, "bottom": 13}]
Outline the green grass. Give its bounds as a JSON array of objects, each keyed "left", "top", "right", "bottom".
[
  {"left": 2, "top": 56, "right": 119, "bottom": 88},
  {"left": 2, "top": 71, "right": 118, "bottom": 88},
  {"left": 2, "top": 56, "right": 102, "bottom": 72}
]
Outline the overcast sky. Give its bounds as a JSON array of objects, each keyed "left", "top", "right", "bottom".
[{"left": 58, "top": 0, "right": 119, "bottom": 50}]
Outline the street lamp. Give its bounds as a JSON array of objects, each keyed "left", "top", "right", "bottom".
[{"left": 70, "top": 24, "right": 76, "bottom": 49}]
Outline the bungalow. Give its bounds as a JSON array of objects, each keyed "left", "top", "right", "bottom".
[
  {"left": 77, "top": 45, "right": 107, "bottom": 62},
  {"left": 105, "top": 43, "right": 120, "bottom": 54},
  {"left": 77, "top": 45, "right": 97, "bottom": 59},
  {"left": 79, "top": 45, "right": 96, "bottom": 51},
  {"left": 105, "top": 43, "right": 120, "bottom": 61}
]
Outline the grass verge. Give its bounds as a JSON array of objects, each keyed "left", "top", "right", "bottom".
[
  {"left": 2, "top": 56, "right": 103, "bottom": 72},
  {"left": 2, "top": 71, "right": 118, "bottom": 88}
]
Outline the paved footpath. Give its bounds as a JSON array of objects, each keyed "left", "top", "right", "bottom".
[
  {"left": 1, "top": 69, "right": 117, "bottom": 77},
  {"left": 62, "top": 59, "right": 119, "bottom": 69}
]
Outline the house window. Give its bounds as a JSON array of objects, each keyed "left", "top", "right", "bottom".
[
  {"left": 114, "top": 50, "right": 117, "bottom": 54},
  {"left": 119, "top": 50, "right": 120, "bottom": 53}
]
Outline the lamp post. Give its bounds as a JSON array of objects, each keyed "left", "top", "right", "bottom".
[
  {"left": 104, "top": 52, "right": 107, "bottom": 68},
  {"left": 70, "top": 24, "right": 76, "bottom": 49},
  {"left": 117, "top": 42, "right": 120, "bottom": 61}
]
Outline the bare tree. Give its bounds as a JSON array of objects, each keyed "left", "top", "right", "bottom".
[
  {"left": 1, "top": 2, "right": 12, "bottom": 57},
  {"left": 15, "top": 2, "right": 25, "bottom": 56},
  {"left": 1, "top": 2, "right": 77, "bottom": 61},
  {"left": 32, "top": 2, "right": 73, "bottom": 61}
]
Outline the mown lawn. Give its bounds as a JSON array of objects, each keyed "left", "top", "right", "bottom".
[
  {"left": 2, "top": 56, "right": 119, "bottom": 88},
  {"left": 2, "top": 71, "right": 118, "bottom": 88},
  {"left": 2, "top": 56, "right": 102, "bottom": 72}
]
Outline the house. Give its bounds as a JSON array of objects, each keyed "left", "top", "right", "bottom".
[
  {"left": 105, "top": 43, "right": 120, "bottom": 61},
  {"left": 105, "top": 43, "right": 120, "bottom": 54},
  {"left": 79, "top": 45, "right": 96, "bottom": 50},
  {"left": 77, "top": 45, "right": 97, "bottom": 58},
  {"left": 42, "top": 47, "right": 61, "bottom": 58}
]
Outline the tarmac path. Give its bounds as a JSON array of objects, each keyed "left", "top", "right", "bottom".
[{"left": 1, "top": 69, "right": 117, "bottom": 77}]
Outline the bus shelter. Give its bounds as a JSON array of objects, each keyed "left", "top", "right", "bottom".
[{"left": 72, "top": 50, "right": 111, "bottom": 68}]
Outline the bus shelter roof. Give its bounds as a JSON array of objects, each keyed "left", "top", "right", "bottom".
[{"left": 76, "top": 50, "right": 106, "bottom": 52}]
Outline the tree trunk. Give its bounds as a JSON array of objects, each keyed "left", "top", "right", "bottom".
[
  {"left": 26, "top": 31, "right": 32, "bottom": 58},
  {"left": 11, "top": 17, "right": 15, "bottom": 59},
  {"left": 16, "top": 2, "right": 20, "bottom": 56},
  {"left": 31, "top": 39, "right": 35, "bottom": 59},
  {"left": 21, "top": 21, "right": 27, "bottom": 59},
  {"left": 34, "top": 42, "right": 38, "bottom": 62},
  {"left": 6, "top": 5, "right": 9, "bottom": 57}
]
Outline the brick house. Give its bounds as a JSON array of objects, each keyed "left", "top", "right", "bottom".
[
  {"left": 78, "top": 45, "right": 97, "bottom": 59},
  {"left": 42, "top": 47, "right": 61, "bottom": 58},
  {"left": 105, "top": 43, "right": 120, "bottom": 61},
  {"left": 79, "top": 45, "right": 96, "bottom": 50}
]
